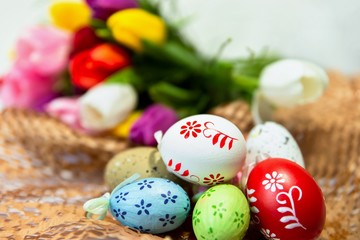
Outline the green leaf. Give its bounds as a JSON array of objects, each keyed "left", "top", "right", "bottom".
[
  {"left": 105, "top": 68, "right": 144, "bottom": 91},
  {"left": 90, "top": 19, "right": 107, "bottom": 29},
  {"left": 149, "top": 82, "right": 199, "bottom": 105},
  {"left": 232, "top": 50, "right": 279, "bottom": 77},
  {"left": 231, "top": 75, "right": 259, "bottom": 92},
  {"left": 137, "top": 0, "right": 160, "bottom": 15},
  {"left": 142, "top": 40, "right": 204, "bottom": 72},
  {"left": 95, "top": 28, "right": 114, "bottom": 41},
  {"left": 148, "top": 82, "right": 210, "bottom": 117},
  {"left": 132, "top": 55, "right": 192, "bottom": 85}
]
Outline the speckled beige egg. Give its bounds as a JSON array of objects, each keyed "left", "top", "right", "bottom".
[{"left": 105, "top": 147, "right": 178, "bottom": 190}]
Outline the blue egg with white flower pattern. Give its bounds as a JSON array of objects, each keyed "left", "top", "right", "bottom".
[{"left": 109, "top": 177, "right": 190, "bottom": 234}]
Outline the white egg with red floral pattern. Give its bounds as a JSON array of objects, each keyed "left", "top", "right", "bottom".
[
  {"left": 155, "top": 114, "right": 247, "bottom": 186},
  {"left": 240, "top": 122, "right": 304, "bottom": 189}
]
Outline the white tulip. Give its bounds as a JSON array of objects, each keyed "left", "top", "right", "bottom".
[
  {"left": 79, "top": 83, "right": 137, "bottom": 131},
  {"left": 252, "top": 59, "right": 328, "bottom": 124}
]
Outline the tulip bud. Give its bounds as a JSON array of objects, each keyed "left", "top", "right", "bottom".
[
  {"left": 260, "top": 59, "right": 328, "bottom": 107},
  {"left": 252, "top": 59, "right": 329, "bottom": 124},
  {"left": 1, "top": 66, "right": 58, "bottom": 111},
  {"left": 49, "top": 0, "right": 91, "bottom": 32},
  {"left": 111, "top": 111, "right": 142, "bottom": 138},
  {"left": 15, "top": 25, "right": 71, "bottom": 77},
  {"left": 130, "top": 104, "right": 178, "bottom": 146},
  {"left": 86, "top": 0, "right": 138, "bottom": 21},
  {"left": 45, "top": 97, "right": 95, "bottom": 134},
  {"left": 79, "top": 83, "right": 137, "bottom": 131},
  {"left": 107, "top": 9, "right": 166, "bottom": 51},
  {"left": 69, "top": 43, "right": 131, "bottom": 90}
]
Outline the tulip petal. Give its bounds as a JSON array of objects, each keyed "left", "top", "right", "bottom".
[
  {"left": 86, "top": 0, "right": 138, "bottom": 21},
  {"left": 107, "top": 9, "right": 166, "bottom": 51},
  {"left": 259, "top": 59, "right": 328, "bottom": 108},
  {"left": 299, "top": 62, "right": 329, "bottom": 104},
  {"left": 79, "top": 83, "right": 137, "bottom": 131},
  {"left": 261, "top": 59, "right": 305, "bottom": 88},
  {"left": 111, "top": 111, "right": 142, "bottom": 138},
  {"left": 49, "top": 1, "right": 91, "bottom": 32},
  {"left": 129, "top": 104, "right": 178, "bottom": 146}
]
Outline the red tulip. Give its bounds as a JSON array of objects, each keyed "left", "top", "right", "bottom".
[
  {"left": 70, "top": 26, "right": 103, "bottom": 57},
  {"left": 69, "top": 43, "right": 131, "bottom": 90}
]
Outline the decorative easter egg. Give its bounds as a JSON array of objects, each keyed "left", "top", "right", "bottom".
[
  {"left": 105, "top": 147, "right": 178, "bottom": 190},
  {"left": 246, "top": 158, "right": 326, "bottom": 240},
  {"left": 241, "top": 122, "right": 305, "bottom": 189},
  {"left": 192, "top": 184, "right": 250, "bottom": 240},
  {"left": 156, "top": 114, "right": 246, "bottom": 186},
  {"left": 109, "top": 177, "right": 190, "bottom": 234}
]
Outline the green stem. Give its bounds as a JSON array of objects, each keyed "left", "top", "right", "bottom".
[
  {"left": 232, "top": 74, "right": 259, "bottom": 92},
  {"left": 142, "top": 40, "right": 204, "bottom": 73},
  {"left": 105, "top": 68, "right": 144, "bottom": 91},
  {"left": 149, "top": 82, "right": 200, "bottom": 105},
  {"left": 95, "top": 28, "right": 114, "bottom": 42}
]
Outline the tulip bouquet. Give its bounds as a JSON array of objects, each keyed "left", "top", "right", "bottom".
[{"left": 0, "top": 0, "right": 328, "bottom": 146}]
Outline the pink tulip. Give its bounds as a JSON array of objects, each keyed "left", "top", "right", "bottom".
[
  {"left": 15, "top": 25, "right": 71, "bottom": 76},
  {"left": 1, "top": 66, "right": 57, "bottom": 111},
  {"left": 45, "top": 97, "right": 95, "bottom": 134}
]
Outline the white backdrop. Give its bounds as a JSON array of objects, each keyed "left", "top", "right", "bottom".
[{"left": 1, "top": 0, "right": 360, "bottom": 75}]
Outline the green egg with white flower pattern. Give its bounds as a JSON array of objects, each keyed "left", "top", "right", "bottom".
[{"left": 193, "top": 184, "right": 250, "bottom": 240}]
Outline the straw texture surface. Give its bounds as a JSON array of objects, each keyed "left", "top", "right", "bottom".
[{"left": 0, "top": 72, "right": 359, "bottom": 239}]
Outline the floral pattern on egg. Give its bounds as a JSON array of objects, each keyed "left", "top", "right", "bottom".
[
  {"left": 241, "top": 121, "right": 304, "bottom": 189},
  {"left": 109, "top": 178, "right": 190, "bottom": 234},
  {"left": 192, "top": 184, "right": 250, "bottom": 239},
  {"left": 246, "top": 158, "right": 326, "bottom": 240},
  {"left": 157, "top": 114, "right": 247, "bottom": 186}
]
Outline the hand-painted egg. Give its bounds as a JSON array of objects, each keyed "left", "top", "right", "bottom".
[
  {"left": 105, "top": 147, "right": 178, "bottom": 190},
  {"left": 192, "top": 184, "right": 250, "bottom": 240},
  {"left": 109, "top": 177, "right": 190, "bottom": 234},
  {"left": 156, "top": 114, "right": 246, "bottom": 186},
  {"left": 246, "top": 158, "right": 326, "bottom": 240},
  {"left": 240, "top": 122, "right": 305, "bottom": 189}
]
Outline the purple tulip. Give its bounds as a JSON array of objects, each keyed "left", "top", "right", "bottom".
[
  {"left": 130, "top": 104, "right": 178, "bottom": 146},
  {"left": 86, "top": 0, "right": 138, "bottom": 20}
]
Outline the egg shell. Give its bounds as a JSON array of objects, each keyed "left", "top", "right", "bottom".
[
  {"left": 246, "top": 158, "right": 326, "bottom": 240},
  {"left": 158, "top": 114, "right": 246, "bottom": 186},
  {"left": 105, "top": 147, "right": 178, "bottom": 190},
  {"left": 109, "top": 177, "right": 190, "bottom": 234},
  {"left": 241, "top": 122, "right": 305, "bottom": 189},
  {"left": 192, "top": 184, "right": 250, "bottom": 240}
]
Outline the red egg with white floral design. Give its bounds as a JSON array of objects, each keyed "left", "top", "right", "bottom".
[
  {"left": 155, "top": 114, "right": 246, "bottom": 186},
  {"left": 246, "top": 158, "right": 326, "bottom": 240}
]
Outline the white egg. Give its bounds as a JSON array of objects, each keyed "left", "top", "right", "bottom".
[
  {"left": 240, "top": 121, "right": 304, "bottom": 189},
  {"left": 156, "top": 114, "right": 246, "bottom": 186}
]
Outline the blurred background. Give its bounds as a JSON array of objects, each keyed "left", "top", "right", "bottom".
[{"left": 1, "top": 0, "right": 360, "bottom": 75}]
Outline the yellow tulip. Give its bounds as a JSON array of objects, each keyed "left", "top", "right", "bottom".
[
  {"left": 107, "top": 9, "right": 166, "bottom": 51},
  {"left": 49, "top": 0, "right": 91, "bottom": 32},
  {"left": 111, "top": 111, "right": 142, "bottom": 138}
]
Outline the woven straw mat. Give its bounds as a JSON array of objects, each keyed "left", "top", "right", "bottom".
[{"left": 0, "top": 71, "right": 359, "bottom": 239}]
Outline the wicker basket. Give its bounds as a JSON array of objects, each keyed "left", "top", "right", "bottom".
[{"left": 0, "top": 71, "right": 359, "bottom": 239}]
